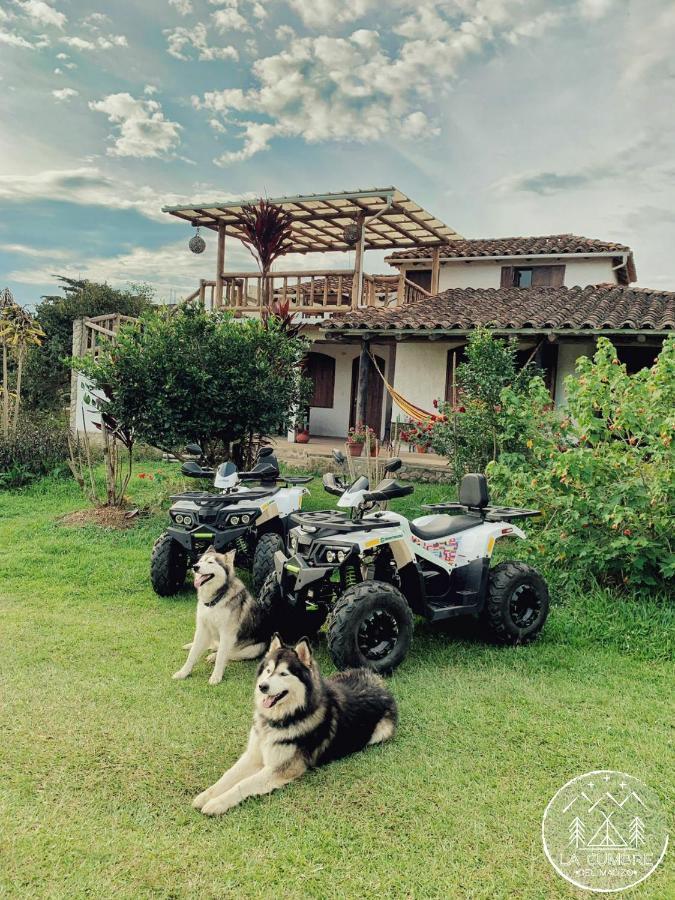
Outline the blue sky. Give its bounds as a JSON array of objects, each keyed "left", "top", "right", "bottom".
[{"left": 1, "top": 0, "right": 674, "bottom": 306}]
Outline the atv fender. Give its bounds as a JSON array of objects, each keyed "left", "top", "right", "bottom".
[
  {"left": 389, "top": 537, "right": 415, "bottom": 569},
  {"left": 256, "top": 500, "right": 280, "bottom": 527}
]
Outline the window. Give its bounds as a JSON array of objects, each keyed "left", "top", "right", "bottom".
[
  {"left": 615, "top": 345, "right": 659, "bottom": 374},
  {"left": 406, "top": 269, "right": 432, "bottom": 292},
  {"left": 305, "top": 352, "right": 335, "bottom": 408},
  {"left": 501, "top": 265, "right": 565, "bottom": 287}
]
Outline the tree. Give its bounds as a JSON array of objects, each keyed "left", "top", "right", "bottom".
[
  {"left": 74, "top": 303, "right": 310, "bottom": 466},
  {"left": 0, "top": 288, "right": 45, "bottom": 435},
  {"left": 23, "top": 277, "right": 154, "bottom": 412},
  {"left": 235, "top": 200, "right": 293, "bottom": 306},
  {"left": 569, "top": 816, "right": 586, "bottom": 849},
  {"left": 629, "top": 817, "right": 645, "bottom": 848}
]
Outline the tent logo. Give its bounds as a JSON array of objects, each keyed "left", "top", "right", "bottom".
[{"left": 542, "top": 770, "right": 668, "bottom": 892}]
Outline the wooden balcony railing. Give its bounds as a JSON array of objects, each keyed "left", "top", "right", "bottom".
[
  {"left": 182, "top": 270, "right": 431, "bottom": 313},
  {"left": 82, "top": 313, "right": 137, "bottom": 357}
]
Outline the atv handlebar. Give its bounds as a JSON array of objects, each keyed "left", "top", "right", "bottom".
[
  {"left": 181, "top": 461, "right": 215, "bottom": 479},
  {"left": 363, "top": 479, "right": 414, "bottom": 503}
]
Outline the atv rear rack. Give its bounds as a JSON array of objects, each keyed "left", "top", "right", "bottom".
[
  {"left": 291, "top": 509, "right": 402, "bottom": 533},
  {"left": 422, "top": 502, "right": 540, "bottom": 521},
  {"left": 170, "top": 488, "right": 280, "bottom": 505}
]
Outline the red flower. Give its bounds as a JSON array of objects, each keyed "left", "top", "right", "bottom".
[
  {"left": 432, "top": 398, "right": 438, "bottom": 408},
  {"left": 138, "top": 473, "right": 147, "bottom": 479}
]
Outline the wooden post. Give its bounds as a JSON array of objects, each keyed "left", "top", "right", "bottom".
[
  {"left": 431, "top": 247, "right": 441, "bottom": 294},
  {"left": 383, "top": 342, "right": 396, "bottom": 442},
  {"left": 396, "top": 267, "right": 406, "bottom": 305},
  {"left": 351, "top": 212, "right": 366, "bottom": 309},
  {"left": 215, "top": 223, "right": 226, "bottom": 308},
  {"left": 356, "top": 338, "right": 370, "bottom": 427},
  {"left": 69, "top": 317, "right": 87, "bottom": 434}
]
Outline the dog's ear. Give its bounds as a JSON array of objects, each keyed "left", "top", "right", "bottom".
[
  {"left": 205, "top": 544, "right": 216, "bottom": 555},
  {"left": 225, "top": 549, "right": 236, "bottom": 566},
  {"left": 294, "top": 637, "right": 312, "bottom": 668},
  {"left": 268, "top": 633, "right": 283, "bottom": 653}
]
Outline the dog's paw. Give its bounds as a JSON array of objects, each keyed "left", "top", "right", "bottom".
[
  {"left": 205, "top": 651, "right": 217, "bottom": 664},
  {"left": 208, "top": 673, "right": 223, "bottom": 686},
  {"left": 192, "top": 790, "right": 211, "bottom": 810},
  {"left": 172, "top": 670, "right": 190, "bottom": 680},
  {"left": 182, "top": 642, "right": 193, "bottom": 651},
  {"left": 201, "top": 798, "right": 233, "bottom": 816}
]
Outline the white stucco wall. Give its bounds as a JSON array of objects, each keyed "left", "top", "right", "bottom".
[
  {"left": 402, "top": 257, "right": 617, "bottom": 291},
  {"left": 307, "top": 342, "right": 390, "bottom": 437},
  {"left": 73, "top": 374, "right": 104, "bottom": 433},
  {"left": 390, "top": 341, "right": 464, "bottom": 422}
]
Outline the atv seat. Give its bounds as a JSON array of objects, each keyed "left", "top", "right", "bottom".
[{"left": 410, "top": 513, "right": 482, "bottom": 540}]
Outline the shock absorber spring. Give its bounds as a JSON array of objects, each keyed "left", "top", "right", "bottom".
[
  {"left": 344, "top": 564, "right": 358, "bottom": 589},
  {"left": 235, "top": 536, "right": 247, "bottom": 555}
]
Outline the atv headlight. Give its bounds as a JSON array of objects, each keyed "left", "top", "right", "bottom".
[
  {"left": 241, "top": 514, "right": 251, "bottom": 524},
  {"left": 230, "top": 515, "right": 240, "bottom": 525},
  {"left": 182, "top": 515, "right": 193, "bottom": 527},
  {"left": 175, "top": 513, "right": 184, "bottom": 524},
  {"left": 319, "top": 545, "right": 350, "bottom": 564},
  {"left": 326, "top": 550, "right": 336, "bottom": 563}
]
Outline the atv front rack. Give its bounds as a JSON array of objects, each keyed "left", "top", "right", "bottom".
[
  {"left": 170, "top": 488, "right": 280, "bottom": 505},
  {"left": 422, "top": 502, "right": 540, "bottom": 521}
]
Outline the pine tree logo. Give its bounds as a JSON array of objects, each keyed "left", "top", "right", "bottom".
[{"left": 542, "top": 770, "right": 668, "bottom": 892}]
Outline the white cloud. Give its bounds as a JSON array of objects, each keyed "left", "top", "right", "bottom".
[
  {"left": 0, "top": 167, "right": 241, "bottom": 224},
  {"left": 53, "top": 67, "right": 62, "bottom": 74},
  {"left": 169, "top": 0, "right": 193, "bottom": 15},
  {"left": 211, "top": 7, "right": 251, "bottom": 32},
  {"left": 14, "top": 0, "right": 66, "bottom": 30},
  {"left": 165, "top": 22, "right": 238, "bottom": 61},
  {"left": 0, "top": 29, "right": 34, "bottom": 48},
  {"left": 89, "top": 93, "right": 183, "bottom": 159},
  {"left": 144, "top": 84, "right": 159, "bottom": 95},
  {"left": 284, "top": 0, "right": 377, "bottom": 29},
  {"left": 82, "top": 12, "right": 111, "bottom": 29},
  {"left": 578, "top": 0, "right": 616, "bottom": 20},
  {"left": 0, "top": 242, "right": 71, "bottom": 259},
  {"left": 52, "top": 87, "right": 78, "bottom": 101},
  {"left": 61, "top": 32, "right": 127, "bottom": 51}
]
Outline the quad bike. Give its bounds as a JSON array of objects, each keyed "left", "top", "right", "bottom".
[
  {"left": 150, "top": 445, "right": 313, "bottom": 597},
  {"left": 266, "top": 469, "right": 550, "bottom": 673}
]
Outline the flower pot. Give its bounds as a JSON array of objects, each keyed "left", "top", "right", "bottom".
[
  {"left": 369, "top": 445, "right": 378, "bottom": 457},
  {"left": 417, "top": 445, "right": 428, "bottom": 454},
  {"left": 296, "top": 431, "right": 310, "bottom": 444},
  {"left": 347, "top": 441, "right": 363, "bottom": 457}
]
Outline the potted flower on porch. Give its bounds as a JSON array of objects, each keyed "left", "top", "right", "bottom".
[
  {"left": 347, "top": 422, "right": 376, "bottom": 456},
  {"left": 400, "top": 418, "right": 434, "bottom": 453}
]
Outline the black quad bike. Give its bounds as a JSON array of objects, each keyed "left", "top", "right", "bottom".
[
  {"left": 264, "top": 469, "right": 550, "bottom": 673},
  {"left": 150, "top": 446, "right": 313, "bottom": 596}
]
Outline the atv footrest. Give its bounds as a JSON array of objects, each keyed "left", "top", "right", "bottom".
[{"left": 425, "top": 598, "right": 480, "bottom": 622}]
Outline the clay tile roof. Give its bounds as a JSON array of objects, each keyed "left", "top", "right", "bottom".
[
  {"left": 326, "top": 285, "right": 675, "bottom": 333},
  {"left": 385, "top": 234, "right": 637, "bottom": 283}
]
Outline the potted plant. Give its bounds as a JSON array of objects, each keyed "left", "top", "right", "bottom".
[
  {"left": 347, "top": 423, "right": 366, "bottom": 457},
  {"left": 296, "top": 428, "right": 310, "bottom": 444},
  {"left": 400, "top": 418, "right": 434, "bottom": 453}
]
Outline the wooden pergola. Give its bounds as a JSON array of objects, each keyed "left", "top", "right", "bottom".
[{"left": 162, "top": 187, "right": 463, "bottom": 308}]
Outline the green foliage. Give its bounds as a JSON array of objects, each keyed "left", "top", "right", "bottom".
[
  {"left": 430, "top": 328, "right": 541, "bottom": 479},
  {"left": 488, "top": 337, "right": 675, "bottom": 593},
  {"left": 23, "top": 277, "right": 154, "bottom": 412},
  {"left": 0, "top": 413, "right": 69, "bottom": 488},
  {"left": 74, "top": 304, "right": 310, "bottom": 464}
]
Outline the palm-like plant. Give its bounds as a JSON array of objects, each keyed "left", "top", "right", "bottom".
[
  {"left": 235, "top": 199, "right": 294, "bottom": 305},
  {"left": 0, "top": 289, "right": 45, "bottom": 433}
]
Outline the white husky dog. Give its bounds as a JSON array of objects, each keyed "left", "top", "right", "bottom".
[{"left": 173, "top": 547, "right": 274, "bottom": 685}]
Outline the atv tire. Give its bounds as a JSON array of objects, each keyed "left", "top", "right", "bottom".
[
  {"left": 150, "top": 531, "right": 188, "bottom": 596},
  {"left": 252, "top": 532, "right": 285, "bottom": 596},
  {"left": 327, "top": 580, "right": 414, "bottom": 674},
  {"left": 257, "top": 572, "right": 327, "bottom": 642},
  {"left": 483, "top": 561, "right": 549, "bottom": 644}
]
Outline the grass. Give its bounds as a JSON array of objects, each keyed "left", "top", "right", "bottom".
[{"left": 1, "top": 465, "right": 673, "bottom": 899}]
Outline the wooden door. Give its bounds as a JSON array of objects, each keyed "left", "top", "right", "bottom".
[{"left": 349, "top": 354, "right": 385, "bottom": 436}]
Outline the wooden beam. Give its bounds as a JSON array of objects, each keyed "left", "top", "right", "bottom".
[
  {"left": 215, "top": 224, "right": 226, "bottom": 308},
  {"left": 431, "top": 247, "right": 441, "bottom": 294},
  {"left": 351, "top": 212, "right": 366, "bottom": 309},
  {"left": 356, "top": 338, "right": 370, "bottom": 427}
]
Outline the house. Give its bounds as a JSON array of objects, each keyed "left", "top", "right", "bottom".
[{"left": 150, "top": 190, "right": 674, "bottom": 442}]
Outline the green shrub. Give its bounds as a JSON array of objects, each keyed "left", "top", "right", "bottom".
[
  {"left": 0, "top": 415, "right": 70, "bottom": 488},
  {"left": 429, "top": 328, "right": 541, "bottom": 480},
  {"left": 488, "top": 337, "right": 675, "bottom": 593}
]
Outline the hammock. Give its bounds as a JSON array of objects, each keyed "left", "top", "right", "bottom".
[{"left": 368, "top": 353, "right": 436, "bottom": 422}]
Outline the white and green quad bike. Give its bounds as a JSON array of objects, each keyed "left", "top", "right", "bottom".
[
  {"left": 266, "top": 469, "right": 550, "bottom": 673},
  {"left": 150, "top": 447, "right": 313, "bottom": 597}
]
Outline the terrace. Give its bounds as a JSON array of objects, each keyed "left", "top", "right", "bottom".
[{"left": 162, "top": 187, "right": 462, "bottom": 314}]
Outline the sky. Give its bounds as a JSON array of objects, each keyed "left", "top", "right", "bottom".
[{"left": 1, "top": 0, "right": 674, "bottom": 307}]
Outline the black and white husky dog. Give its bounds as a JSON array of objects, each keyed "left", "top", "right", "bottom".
[
  {"left": 173, "top": 546, "right": 275, "bottom": 686},
  {"left": 193, "top": 634, "right": 398, "bottom": 814}
]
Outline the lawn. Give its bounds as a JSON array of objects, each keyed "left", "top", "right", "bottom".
[{"left": 1, "top": 463, "right": 673, "bottom": 899}]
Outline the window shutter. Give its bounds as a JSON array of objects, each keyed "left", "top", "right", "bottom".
[
  {"left": 500, "top": 266, "right": 514, "bottom": 287},
  {"left": 532, "top": 265, "right": 566, "bottom": 286},
  {"left": 306, "top": 353, "right": 335, "bottom": 408},
  {"left": 406, "top": 269, "right": 432, "bottom": 292}
]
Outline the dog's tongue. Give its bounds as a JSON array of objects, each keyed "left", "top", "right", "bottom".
[
  {"left": 261, "top": 695, "right": 277, "bottom": 708},
  {"left": 194, "top": 573, "right": 208, "bottom": 588}
]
